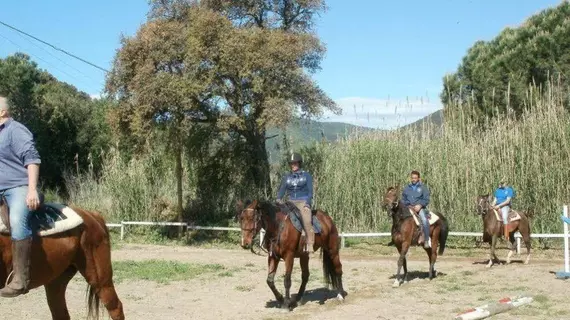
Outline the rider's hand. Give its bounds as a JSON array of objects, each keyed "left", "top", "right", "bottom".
[
  {"left": 493, "top": 205, "right": 500, "bottom": 210},
  {"left": 26, "top": 189, "right": 40, "bottom": 211},
  {"left": 413, "top": 204, "right": 422, "bottom": 213}
]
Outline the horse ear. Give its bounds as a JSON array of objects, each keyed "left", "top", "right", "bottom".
[{"left": 251, "top": 199, "right": 259, "bottom": 209}]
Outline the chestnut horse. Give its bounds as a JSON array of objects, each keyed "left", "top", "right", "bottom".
[
  {"left": 475, "top": 194, "right": 532, "bottom": 267},
  {"left": 384, "top": 186, "right": 449, "bottom": 287},
  {"left": 0, "top": 198, "right": 124, "bottom": 320},
  {"left": 236, "top": 200, "right": 346, "bottom": 310}
]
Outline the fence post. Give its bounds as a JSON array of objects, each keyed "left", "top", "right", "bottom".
[
  {"left": 556, "top": 205, "right": 570, "bottom": 279},
  {"left": 516, "top": 236, "right": 521, "bottom": 255},
  {"left": 341, "top": 233, "right": 346, "bottom": 248},
  {"left": 120, "top": 222, "right": 125, "bottom": 241}
]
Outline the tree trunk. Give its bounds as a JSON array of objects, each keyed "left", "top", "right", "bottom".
[
  {"left": 175, "top": 139, "right": 184, "bottom": 233},
  {"left": 244, "top": 126, "right": 272, "bottom": 197}
]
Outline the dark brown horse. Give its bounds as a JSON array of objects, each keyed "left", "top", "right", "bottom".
[
  {"left": 475, "top": 194, "right": 531, "bottom": 267},
  {"left": 236, "top": 199, "right": 346, "bottom": 310},
  {"left": 383, "top": 186, "right": 449, "bottom": 287},
  {"left": 0, "top": 198, "right": 124, "bottom": 320}
]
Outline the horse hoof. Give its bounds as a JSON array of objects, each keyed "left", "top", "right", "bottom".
[
  {"left": 486, "top": 262, "right": 492, "bottom": 268},
  {"left": 336, "top": 293, "right": 345, "bottom": 302},
  {"left": 392, "top": 280, "right": 401, "bottom": 288}
]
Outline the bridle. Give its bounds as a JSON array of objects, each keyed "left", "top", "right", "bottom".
[
  {"left": 238, "top": 207, "right": 270, "bottom": 256},
  {"left": 476, "top": 197, "right": 490, "bottom": 215},
  {"left": 384, "top": 196, "right": 399, "bottom": 217},
  {"left": 239, "top": 208, "right": 262, "bottom": 233}
]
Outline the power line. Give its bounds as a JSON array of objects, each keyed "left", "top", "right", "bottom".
[
  {"left": 0, "top": 31, "right": 98, "bottom": 89},
  {"left": 12, "top": 26, "right": 102, "bottom": 85},
  {"left": 0, "top": 20, "right": 109, "bottom": 73}
]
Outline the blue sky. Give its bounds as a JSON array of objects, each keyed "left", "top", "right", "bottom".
[{"left": 0, "top": 0, "right": 562, "bottom": 129}]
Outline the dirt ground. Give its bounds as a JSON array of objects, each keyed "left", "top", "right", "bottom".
[{"left": 1, "top": 243, "right": 569, "bottom": 320}]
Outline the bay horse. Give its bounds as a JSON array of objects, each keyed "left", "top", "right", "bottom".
[
  {"left": 475, "top": 194, "right": 531, "bottom": 267},
  {"left": 0, "top": 197, "right": 124, "bottom": 320},
  {"left": 236, "top": 199, "right": 346, "bottom": 310},
  {"left": 383, "top": 186, "right": 449, "bottom": 287}
]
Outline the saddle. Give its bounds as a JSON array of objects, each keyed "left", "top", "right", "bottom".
[
  {"left": 492, "top": 208, "right": 521, "bottom": 223},
  {"left": 0, "top": 194, "right": 84, "bottom": 237},
  {"left": 408, "top": 208, "right": 440, "bottom": 226},
  {"left": 276, "top": 201, "right": 322, "bottom": 234}
]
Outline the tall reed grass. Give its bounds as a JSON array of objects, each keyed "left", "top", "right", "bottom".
[{"left": 314, "top": 84, "right": 570, "bottom": 234}]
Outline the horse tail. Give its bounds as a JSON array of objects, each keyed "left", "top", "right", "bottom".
[
  {"left": 86, "top": 285, "right": 101, "bottom": 320},
  {"left": 322, "top": 219, "right": 341, "bottom": 290},
  {"left": 322, "top": 249, "right": 339, "bottom": 290},
  {"left": 80, "top": 209, "right": 114, "bottom": 320},
  {"left": 437, "top": 214, "right": 449, "bottom": 255}
]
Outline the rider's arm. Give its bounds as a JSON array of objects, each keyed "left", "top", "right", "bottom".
[
  {"left": 27, "top": 164, "right": 40, "bottom": 192},
  {"left": 401, "top": 188, "right": 410, "bottom": 206},
  {"left": 276, "top": 174, "right": 287, "bottom": 201},
  {"left": 305, "top": 172, "right": 313, "bottom": 207},
  {"left": 497, "top": 197, "right": 511, "bottom": 208},
  {"left": 11, "top": 124, "right": 41, "bottom": 167},
  {"left": 416, "top": 185, "right": 430, "bottom": 208}
]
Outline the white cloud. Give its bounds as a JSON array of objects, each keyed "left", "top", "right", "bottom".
[
  {"left": 318, "top": 97, "right": 442, "bottom": 129},
  {"left": 90, "top": 93, "right": 102, "bottom": 100}
]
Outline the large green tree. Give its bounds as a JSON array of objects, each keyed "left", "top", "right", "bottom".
[
  {"left": 106, "top": 0, "right": 337, "bottom": 220},
  {"left": 441, "top": 2, "right": 570, "bottom": 120}
]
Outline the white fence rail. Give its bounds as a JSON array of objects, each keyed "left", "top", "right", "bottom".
[{"left": 106, "top": 221, "right": 570, "bottom": 254}]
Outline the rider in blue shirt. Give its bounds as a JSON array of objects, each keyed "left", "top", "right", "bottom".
[
  {"left": 277, "top": 152, "right": 314, "bottom": 254},
  {"left": 492, "top": 178, "right": 515, "bottom": 241},
  {"left": 402, "top": 170, "right": 431, "bottom": 249},
  {"left": 0, "top": 96, "right": 41, "bottom": 297}
]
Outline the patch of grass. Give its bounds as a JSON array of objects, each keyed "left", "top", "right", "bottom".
[
  {"left": 218, "top": 271, "right": 234, "bottom": 277},
  {"left": 461, "top": 270, "right": 474, "bottom": 276},
  {"left": 112, "top": 260, "right": 225, "bottom": 284},
  {"left": 445, "top": 284, "right": 461, "bottom": 292},
  {"left": 511, "top": 286, "right": 530, "bottom": 292},
  {"left": 534, "top": 294, "right": 549, "bottom": 304},
  {"left": 245, "top": 262, "right": 255, "bottom": 267},
  {"left": 235, "top": 285, "right": 255, "bottom": 292}
]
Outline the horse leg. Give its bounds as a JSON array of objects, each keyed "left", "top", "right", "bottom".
[
  {"left": 295, "top": 254, "right": 309, "bottom": 303},
  {"left": 487, "top": 234, "right": 498, "bottom": 268},
  {"left": 323, "top": 246, "right": 346, "bottom": 300},
  {"left": 77, "top": 240, "right": 124, "bottom": 319},
  {"left": 282, "top": 253, "right": 295, "bottom": 310},
  {"left": 403, "top": 254, "right": 408, "bottom": 284},
  {"left": 522, "top": 223, "right": 532, "bottom": 265},
  {"left": 506, "top": 230, "right": 516, "bottom": 264},
  {"left": 393, "top": 242, "right": 409, "bottom": 288},
  {"left": 425, "top": 240, "right": 438, "bottom": 280},
  {"left": 266, "top": 256, "right": 283, "bottom": 304},
  {"left": 45, "top": 266, "right": 77, "bottom": 320}
]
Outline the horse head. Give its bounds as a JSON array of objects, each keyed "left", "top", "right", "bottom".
[
  {"left": 235, "top": 199, "right": 263, "bottom": 249},
  {"left": 475, "top": 194, "right": 492, "bottom": 216},
  {"left": 383, "top": 185, "right": 400, "bottom": 216}
]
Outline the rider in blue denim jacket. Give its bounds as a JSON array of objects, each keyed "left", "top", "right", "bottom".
[
  {"left": 0, "top": 96, "right": 41, "bottom": 297},
  {"left": 277, "top": 152, "right": 315, "bottom": 254},
  {"left": 402, "top": 170, "right": 431, "bottom": 249}
]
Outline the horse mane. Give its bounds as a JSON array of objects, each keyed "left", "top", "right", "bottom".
[{"left": 255, "top": 200, "right": 279, "bottom": 222}]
